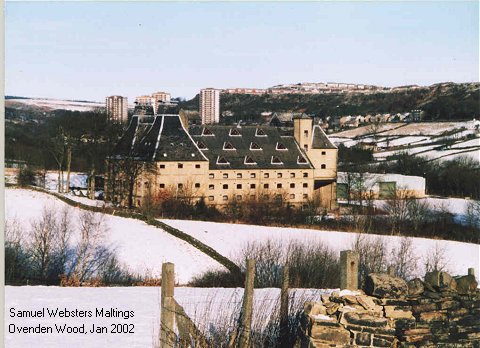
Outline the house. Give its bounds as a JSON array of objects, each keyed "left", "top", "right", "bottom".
[
  {"left": 269, "top": 112, "right": 305, "bottom": 127},
  {"left": 106, "top": 112, "right": 338, "bottom": 210},
  {"left": 337, "top": 172, "right": 426, "bottom": 200}
]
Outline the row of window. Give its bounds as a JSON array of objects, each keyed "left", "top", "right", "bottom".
[
  {"left": 156, "top": 182, "right": 310, "bottom": 190},
  {"left": 209, "top": 172, "right": 310, "bottom": 179},
  {"left": 208, "top": 193, "right": 309, "bottom": 201}
]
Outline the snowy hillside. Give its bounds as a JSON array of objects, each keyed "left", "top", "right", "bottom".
[
  {"left": 331, "top": 121, "right": 480, "bottom": 162},
  {"left": 161, "top": 219, "right": 479, "bottom": 279},
  {"left": 5, "top": 189, "right": 225, "bottom": 284},
  {"left": 6, "top": 98, "right": 106, "bottom": 112}
]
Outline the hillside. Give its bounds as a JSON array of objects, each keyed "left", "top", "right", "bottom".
[{"left": 178, "top": 82, "right": 480, "bottom": 121}]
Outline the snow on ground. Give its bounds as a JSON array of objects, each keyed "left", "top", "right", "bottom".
[
  {"left": 7, "top": 98, "right": 106, "bottom": 112},
  {"left": 161, "top": 219, "right": 479, "bottom": 279},
  {"left": 376, "top": 136, "right": 430, "bottom": 148},
  {"left": 5, "top": 189, "right": 224, "bottom": 283},
  {"left": 332, "top": 123, "right": 403, "bottom": 138},
  {"left": 44, "top": 172, "right": 88, "bottom": 191},
  {"left": 4, "top": 286, "right": 330, "bottom": 348}
]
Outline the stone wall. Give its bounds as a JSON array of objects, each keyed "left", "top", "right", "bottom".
[{"left": 298, "top": 272, "right": 479, "bottom": 347}]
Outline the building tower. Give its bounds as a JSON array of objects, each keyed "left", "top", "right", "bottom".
[
  {"left": 152, "top": 91, "right": 171, "bottom": 104},
  {"left": 105, "top": 95, "right": 128, "bottom": 123},
  {"left": 200, "top": 88, "right": 220, "bottom": 124}
]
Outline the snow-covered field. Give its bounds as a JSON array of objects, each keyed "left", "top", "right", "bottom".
[
  {"left": 4, "top": 286, "right": 332, "bottom": 348},
  {"left": 6, "top": 98, "right": 106, "bottom": 112},
  {"left": 5, "top": 188, "right": 479, "bottom": 283},
  {"left": 161, "top": 219, "right": 479, "bottom": 279},
  {"left": 5, "top": 188, "right": 224, "bottom": 283}
]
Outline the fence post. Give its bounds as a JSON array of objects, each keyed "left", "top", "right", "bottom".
[
  {"left": 468, "top": 268, "right": 475, "bottom": 277},
  {"left": 340, "top": 250, "right": 359, "bottom": 290},
  {"left": 239, "top": 259, "right": 255, "bottom": 348},
  {"left": 279, "top": 265, "right": 290, "bottom": 347},
  {"left": 160, "top": 262, "right": 175, "bottom": 347}
]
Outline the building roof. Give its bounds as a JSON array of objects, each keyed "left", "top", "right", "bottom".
[
  {"left": 111, "top": 115, "right": 207, "bottom": 162},
  {"left": 189, "top": 125, "right": 313, "bottom": 170},
  {"left": 312, "top": 125, "right": 337, "bottom": 149}
]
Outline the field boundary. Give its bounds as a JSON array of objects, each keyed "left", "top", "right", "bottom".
[{"left": 14, "top": 185, "right": 242, "bottom": 276}]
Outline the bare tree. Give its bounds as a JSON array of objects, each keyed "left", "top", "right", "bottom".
[
  {"left": 424, "top": 243, "right": 449, "bottom": 273},
  {"left": 352, "top": 234, "right": 388, "bottom": 287},
  {"left": 70, "top": 210, "right": 109, "bottom": 281},
  {"left": 389, "top": 237, "right": 419, "bottom": 280},
  {"left": 55, "top": 207, "right": 73, "bottom": 275},
  {"left": 29, "top": 208, "right": 58, "bottom": 281}
]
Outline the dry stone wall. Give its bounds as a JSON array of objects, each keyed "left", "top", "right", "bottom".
[{"left": 298, "top": 272, "right": 479, "bottom": 348}]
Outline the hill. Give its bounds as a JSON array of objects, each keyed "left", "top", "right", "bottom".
[{"left": 178, "top": 82, "right": 480, "bottom": 122}]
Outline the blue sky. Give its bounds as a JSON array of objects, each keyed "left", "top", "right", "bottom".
[{"left": 5, "top": 1, "right": 479, "bottom": 101}]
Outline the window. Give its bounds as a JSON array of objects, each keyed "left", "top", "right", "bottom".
[
  {"left": 250, "top": 184, "right": 256, "bottom": 189},
  {"left": 223, "top": 195, "right": 228, "bottom": 201},
  {"left": 244, "top": 156, "right": 257, "bottom": 165},
  {"left": 290, "top": 194, "right": 295, "bottom": 199},
  {"left": 271, "top": 156, "right": 283, "bottom": 165},
  {"left": 178, "top": 183, "right": 183, "bottom": 189},
  {"left": 195, "top": 164, "right": 201, "bottom": 169},
  {"left": 290, "top": 183, "right": 295, "bottom": 188},
  {"left": 264, "top": 184, "right": 269, "bottom": 189},
  {"left": 217, "top": 156, "right": 229, "bottom": 165},
  {"left": 250, "top": 142, "right": 262, "bottom": 150},
  {"left": 290, "top": 173, "right": 295, "bottom": 178},
  {"left": 276, "top": 142, "right": 287, "bottom": 150},
  {"left": 160, "top": 164, "right": 165, "bottom": 169},
  {"left": 229, "top": 128, "right": 241, "bottom": 136},
  {"left": 277, "top": 183, "right": 282, "bottom": 189},
  {"left": 303, "top": 173, "right": 308, "bottom": 178},
  {"left": 236, "top": 195, "right": 242, "bottom": 201},
  {"left": 304, "top": 144, "right": 308, "bottom": 151},
  {"left": 321, "top": 151, "right": 326, "bottom": 155},
  {"left": 303, "top": 194, "right": 308, "bottom": 199},
  {"left": 223, "top": 184, "right": 228, "bottom": 190},
  {"left": 159, "top": 184, "right": 165, "bottom": 189},
  {"left": 208, "top": 196, "right": 214, "bottom": 201},
  {"left": 250, "top": 173, "right": 256, "bottom": 178},
  {"left": 298, "top": 156, "right": 308, "bottom": 164},
  {"left": 195, "top": 183, "right": 200, "bottom": 188},
  {"left": 237, "top": 173, "right": 242, "bottom": 179},
  {"left": 202, "top": 128, "right": 214, "bottom": 136},
  {"left": 277, "top": 173, "right": 282, "bottom": 178},
  {"left": 209, "top": 173, "right": 214, "bottom": 179},
  {"left": 144, "top": 182, "right": 150, "bottom": 188},
  {"left": 275, "top": 194, "right": 282, "bottom": 202},
  {"left": 237, "top": 184, "right": 242, "bottom": 189},
  {"left": 223, "top": 173, "right": 228, "bottom": 179},
  {"left": 209, "top": 184, "right": 214, "bottom": 190},
  {"left": 264, "top": 173, "right": 269, "bottom": 178},
  {"left": 197, "top": 141, "right": 208, "bottom": 150},
  {"left": 178, "top": 163, "right": 183, "bottom": 169},
  {"left": 304, "top": 130, "right": 309, "bottom": 138},
  {"left": 321, "top": 164, "right": 326, "bottom": 169},
  {"left": 303, "top": 183, "right": 308, "bottom": 188},
  {"left": 223, "top": 142, "right": 235, "bottom": 150},
  {"left": 255, "top": 128, "right": 267, "bottom": 137}
]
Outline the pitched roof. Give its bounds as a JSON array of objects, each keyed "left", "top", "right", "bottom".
[
  {"left": 189, "top": 125, "right": 313, "bottom": 170},
  {"left": 111, "top": 115, "right": 207, "bottom": 161},
  {"left": 311, "top": 125, "right": 337, "bottom": 149}
]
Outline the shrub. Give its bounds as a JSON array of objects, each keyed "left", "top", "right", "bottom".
[{"left": 17, "top": 166, "right": 36, "bottom": 187}]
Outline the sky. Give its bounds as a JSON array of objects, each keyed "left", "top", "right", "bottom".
[{"left": 5, "top": 1, "right": 479, "bottom": 102}]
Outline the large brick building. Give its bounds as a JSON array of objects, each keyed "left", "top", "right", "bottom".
[{"left": 106, "top": 111, "right": 338, "bottom": 210}]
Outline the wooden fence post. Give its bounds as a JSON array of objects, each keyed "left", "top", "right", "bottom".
[
  {"left": 239, "top": 259, "right": 255, "bottom": 348},
  {"left": 468, "top": 268, "right": 475, "bottom": 277},
  {"left": 279, "top": 265, "right": 290, "bottom": 347},
  {"left": 160, "top": 262, "right": 175, "bottom": 347}
]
